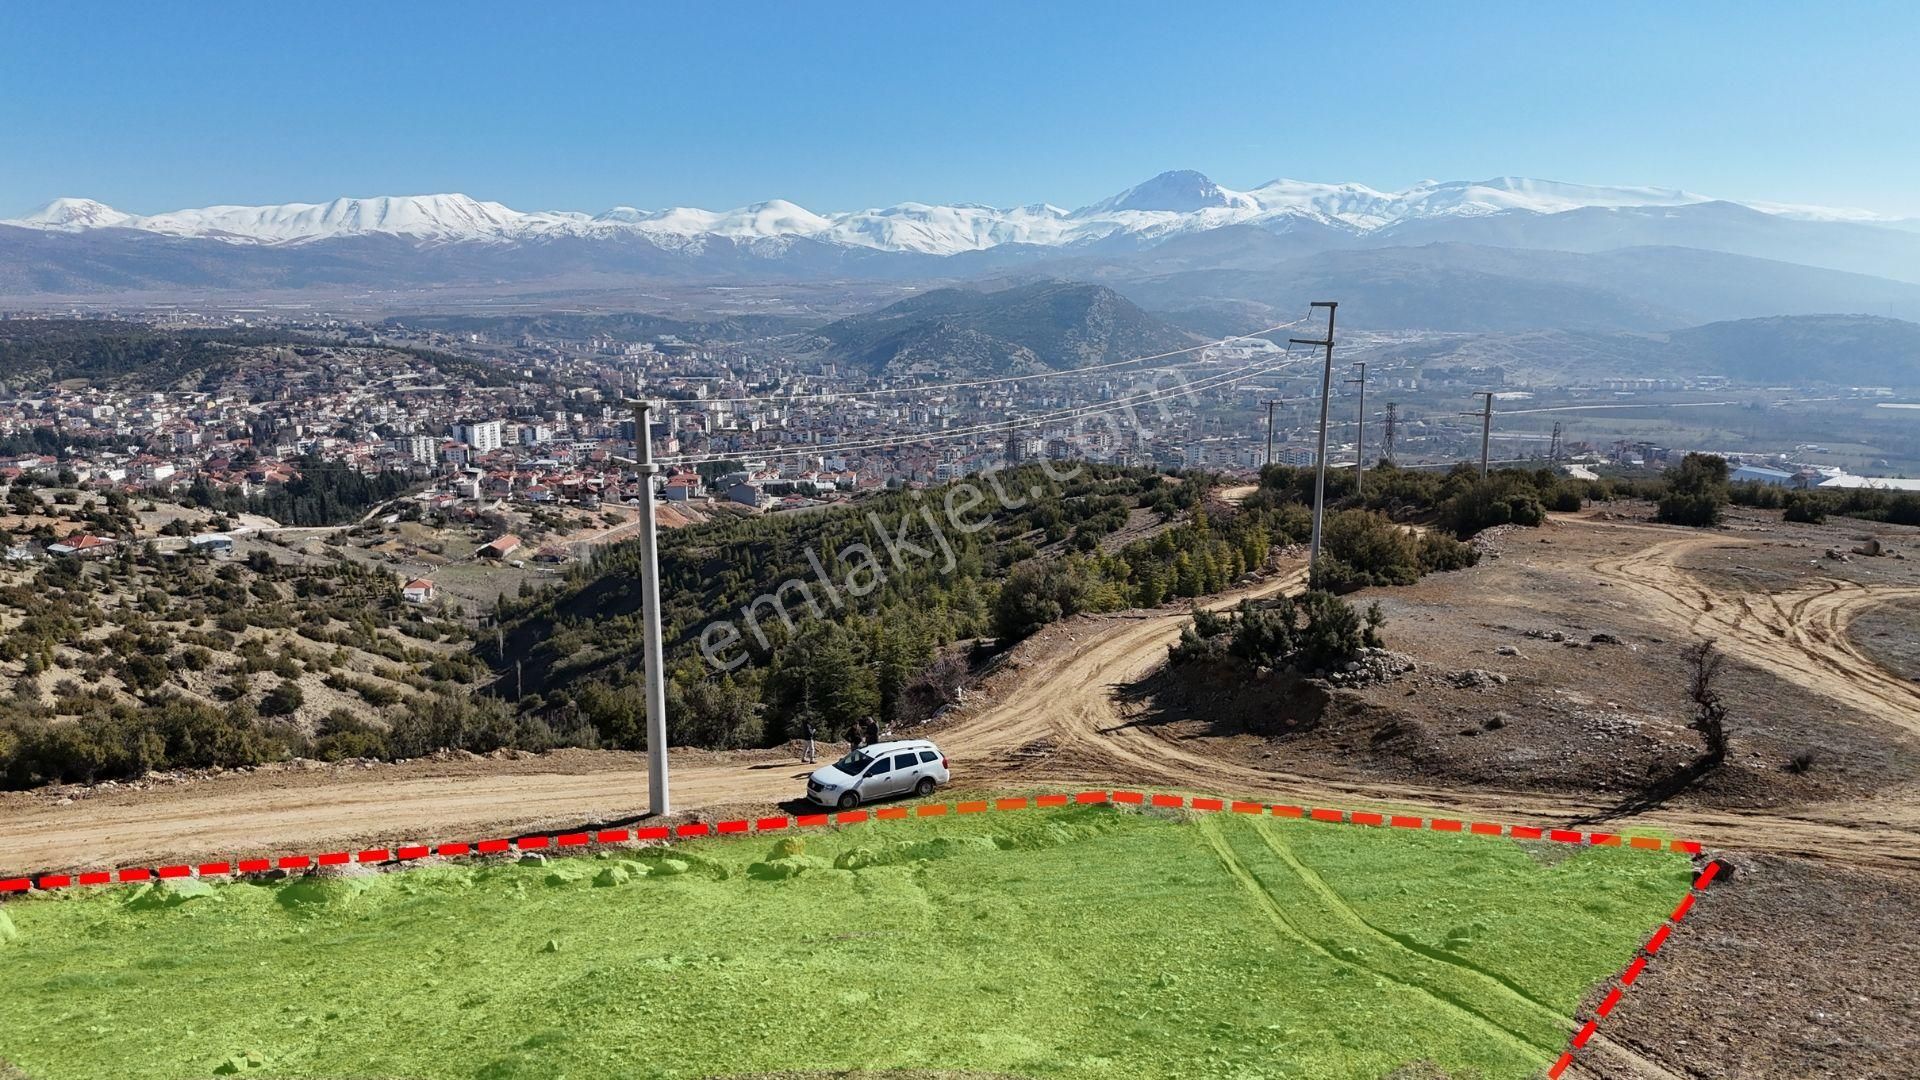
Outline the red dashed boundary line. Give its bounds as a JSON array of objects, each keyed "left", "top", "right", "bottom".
[
  {"left": 1, "top": 790, "right": 1711, "bottom": 1072},
  {"left": 1, "top": 789, "right": 1701, "bottom": 897},
  {"left": 1547, "top": 858, "right": 1723, "bottom": 1079}
]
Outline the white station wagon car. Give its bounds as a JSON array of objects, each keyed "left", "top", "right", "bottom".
[{"left": 806, "top": 738, "right": 950, "bottom": 809}]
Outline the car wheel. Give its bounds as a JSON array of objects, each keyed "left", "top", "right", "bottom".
[
  {"left": 914, "top": 777, "right": 935, "bottom": 798},
  {"left": 838, "top": 790, "right": 860, "bottom": 810}
]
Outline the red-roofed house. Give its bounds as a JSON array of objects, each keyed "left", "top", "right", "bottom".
[
  {"left": 477, "top": 534, "right": 523, "bottom": 559},
  {"left": 48, "top": 533, "right": 116, "bottom": 558}
]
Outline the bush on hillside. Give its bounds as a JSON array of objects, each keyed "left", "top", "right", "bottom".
[
  {"left": 1782, "top": 492, "right": 1827, "bottom": 524},
  {"left": 1437, "top": 474, "right": 1547, "bottom": 537},
  {"left": 991, "top": 560, "right": 1098, "bottom": 642},
  {"left": 311, "top": 709, "right": 390, "bottom": 761},
  {"left": 1312, "top": 510, "right": 1478, "bottom": 593},
  {"left": 1171, "top": 592, "right": 1383, "bottom": 673},
  {"left": 259, "top": 681, "right": 304, "bottom": 717},
  {"left": 1657, "top": 453, "right": 1730, "bottom": 527},
  {"left": 0, "top": 701, "right": 291, "bottom": 789}
]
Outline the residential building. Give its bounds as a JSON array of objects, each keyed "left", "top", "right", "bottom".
[{"left": 453, "top": 420, "right": 504, "bottom": 453}]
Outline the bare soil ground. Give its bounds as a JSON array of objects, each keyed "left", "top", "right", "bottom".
[
  {"left": 1851, "top": 599, "right": 1920, "bottom": 683},
  {"left": 4, "top": 502, "right": 1920, "bottom": 1078},
  {"left": 1600, "top": 853, "right": 1920, "bottom": 1080},
  {"left": 1124, "top": 506, "right": 1920, "bottom": 815}
]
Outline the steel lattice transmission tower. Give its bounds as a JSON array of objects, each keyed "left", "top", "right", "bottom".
[
  {"left": 1380, "top": 402, "right": 1398, "bottom": 464},
  {"left": 1548, "top": 420, "right": 1564, "bottom": 464}
]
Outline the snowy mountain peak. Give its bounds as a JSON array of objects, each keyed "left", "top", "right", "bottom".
[
  {"left": 18, "top": 197, "right": 132, "bottom": 230},
  {"left": 128, "top": 193, "right": 545, "bottom": 243},
  {"left": 3, "top": 173, "right": 1894, "bottom": 253},
  {"left": 1082, "top": 170, "right": 1259, "bottom": 215}
]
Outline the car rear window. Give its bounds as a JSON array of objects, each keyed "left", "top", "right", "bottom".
[{"left": 918, "top": 750, "right": 938, "bottom": 763}]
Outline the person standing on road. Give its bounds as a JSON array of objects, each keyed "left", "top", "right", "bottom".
[
  {"left": 802, "top": 718, "right": 817, "bottom": 764},
  {"left": 864, "top": 716, "right": 881, "bottom": 748}
]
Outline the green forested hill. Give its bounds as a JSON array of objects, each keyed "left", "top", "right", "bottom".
[
  {"left": 0, "top": 320, "right": 517, "bottom": 391},
  {"left": 0, "top": 321, "right": 295, "bottom": 389},
  {"left": 488, "top": 465, "right": 1291, "bottom": 750},
  {"left": 803, "top": 281, "right": 1200, "bottom": 374}
]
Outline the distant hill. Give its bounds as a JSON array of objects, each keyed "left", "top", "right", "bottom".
[
  {"left": 1667, "top": 314, "right": 1920, "bottom": 386},
  {"left": 1338, "top": 315, "right": 1920, "bottom": 389},
  {"left": 0, "top": 320, "right": 515, "bottom": 391},
  {"left": 802, "top": 281, "right": 1200, "bottom": 374},
  {"left": 1117, "top": 244, "right": 1920, "bottom": 337}
]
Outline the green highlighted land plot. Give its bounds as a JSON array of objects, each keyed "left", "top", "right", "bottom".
[{"left": 0, "top": 808, "right": 1690, "bottom": 1080}]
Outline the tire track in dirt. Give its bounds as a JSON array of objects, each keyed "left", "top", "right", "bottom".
[{"left": 1588, "top": 528, "right": 1920, "bottom": 736}]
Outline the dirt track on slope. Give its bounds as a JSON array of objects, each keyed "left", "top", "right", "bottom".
[
  {"left": 1589, "top": 525, "right": 1920, "bottom": 736},
  {"left": 5, "top": 515, "right": 1919, "bottom": 877}
]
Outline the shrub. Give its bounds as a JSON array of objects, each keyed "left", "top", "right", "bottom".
[
  {"left": 1658, "top": 454, "right": 1730, "bottom": 527},
  {"left": 1171, "top": 592, "right": 1383, "bottom": 673},
  {"left": 312, "top": 710, "right": 391, "bottom": 762},
  {"left": 1438, "top": 474, "right": 1546, "bottom": 537},
  {"left": 1313, "top": 511, "right": 1477, "bottom": 593},
  {"left": 1782, "top": 493, "right": 1828, "bottom": 524},
  {"left": 260, "top": 681, "right": 304, "bottom": 716},
  {"left": 668, "top": 676, "right": 764, "bottom": 749},
  {"left": 991, "top": 560, "right": 1095, "bottom": 642},
  {"left": 119, "top": 653, "right": 171, "bottom": 692},
  {"left": 0, "top": 701, "right": 287, "bottom": 788}
]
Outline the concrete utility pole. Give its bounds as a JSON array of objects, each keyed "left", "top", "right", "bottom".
[
  {"left": 1261, "top": 399, "right": 1286, "bottom": 466},
  {"left": 1469, "top": 392, "right": 1495, "bottom": 478},
  {"left": 1291, "top": 301, "right": 1338, "bottom": 574},
  {"left": 1345, "top": 362, "right": 1368, "bottom": 496},
  {"left": 632, "top": 401, "right": 671, "bottom": 816}
]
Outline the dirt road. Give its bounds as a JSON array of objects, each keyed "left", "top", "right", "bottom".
[
  {"left": 1590, "top": 526, "right": 1920, "bottom": 735},
  {"left": 5, "top": 518, "right": 1920, "bottom": 877}
]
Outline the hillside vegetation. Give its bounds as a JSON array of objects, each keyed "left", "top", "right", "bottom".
[
  {"left": 0, "top": 320, "right": 515, "bottom": 392},
  {"left": 1667, "top": 314, "right": 1920, "bottom": 386},
  {"left": 803, "top": 280, "right": 1199, "bottom": 374},
  {"left": 0, "top": 461, "right": 1598, "bottom": 789},
  {"left": 0, "top": 545, "right": 499, "bottom": 788},
  {"left": 488, "top": 463, "right": 1488, "bottom": 755}
]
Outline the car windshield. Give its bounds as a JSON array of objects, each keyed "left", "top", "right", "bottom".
[{"left": 833, "top": 751, "right": 873, "bottom": 774}]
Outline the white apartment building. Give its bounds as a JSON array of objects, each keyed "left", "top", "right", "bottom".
[
  {"left": 408, "top": 434, "right": 439, "bottom": 467},
  {"left": 452, "top": 420, "right": 504, "bottom": 453}
]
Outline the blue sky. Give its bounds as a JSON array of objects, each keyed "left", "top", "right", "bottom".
[{"left": 3, "top": 1, "right": 1917, "bottom": 217}]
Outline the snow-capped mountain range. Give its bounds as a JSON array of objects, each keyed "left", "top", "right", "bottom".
[{"left": 5, "top": 171, "right": 1897, "bottom": 255}]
